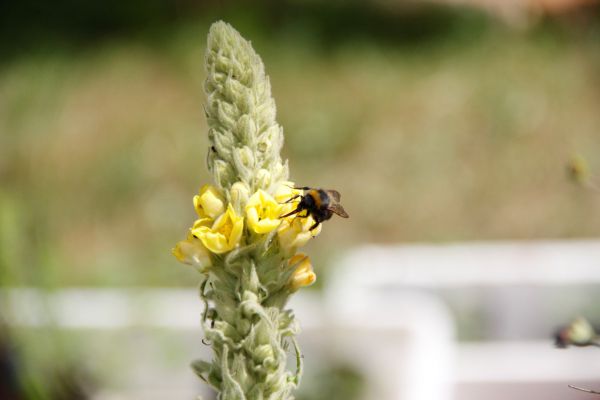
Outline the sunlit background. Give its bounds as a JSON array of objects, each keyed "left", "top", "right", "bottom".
[{"left": 1, "top": 0, "right": 600, "bottom": 399}]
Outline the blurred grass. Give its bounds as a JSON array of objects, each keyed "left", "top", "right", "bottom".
[{"left": 1, "top": 4, "right": 600, "bottom": 287}]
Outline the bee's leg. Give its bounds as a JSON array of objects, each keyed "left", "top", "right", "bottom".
[
  {"left": 292, "top": 210, "right": 309, "bottom": 223},
  {"left": 285, "top": 184, "right": 309, "bottom": 189},
  {"left": 280, "top": 194, "right": 301, "bottom": 204},
  {"left": 280, "top": 208, "right": 301, "bottom": 218},
  {"left": 309, "top": 221, "right": 321, "bottom": 233}
]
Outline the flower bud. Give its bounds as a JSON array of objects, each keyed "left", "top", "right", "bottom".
[
  {"left": 232, "top": 146, "right": 255, "bottom": 181},
  {"left": 212, "top": 159, "right": 235, "bottom": 190},
  {"left": 230, "top": 181, "right": 250, "bottom": 210},
  {"left": 253, "top": 169, "right": 272, "bottom": 192},
  {"left": 211, "top": 129, "right": 234, "bottom": 159},
  {"left": 253, "top": 345, "right": 274, "bottom": 364},
  {"left": 172, "top": 237, "right": 211, "bottom": 271},
  {"left": 555, "top": 317, "right": 597, "bottom": 347},
  {"left": 216, "top": 100, "right": 236, "bottom": 131},
  {"left": 236, "top": 114, "right": 258, "bottom": 145},
  {"left": 193, "top": 185, "right": 225, "bottom": 219},
  {"left": 289, "top": 254, "right": 316, "bottom": 291}
]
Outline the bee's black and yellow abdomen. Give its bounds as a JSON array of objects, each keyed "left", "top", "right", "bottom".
[{"left": 306, "top": 189, "right": 321, "bottom": 208}]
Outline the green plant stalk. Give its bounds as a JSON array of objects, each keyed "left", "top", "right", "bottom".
[{"left": 190, "top": 22, "right": 305, "bottom": 399}]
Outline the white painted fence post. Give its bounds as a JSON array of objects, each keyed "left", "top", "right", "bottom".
[{"left": 326, "top": 250, "right": 455, "bottom": 400}]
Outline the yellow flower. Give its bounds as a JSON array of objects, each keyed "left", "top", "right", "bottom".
[
  {"left": 245, "top": 189, "right": 282, "bottom": 234},
  {"left": 289, "top": 254, "right": 316, "bottom": 291},
  {"left": 192, "top": 217, "right": 212, "bottom": 230},
  {"left": 172, "top": 236, "right": 211, "bottom": 270},
  {"left": 192, "top": 204, "right": 244, "bottom": 254},
  {"left": 277, "top": 215, "right": 322, "bottom": 253},
  {"left": 274, "top": 181, "right": 302, "bottom": 216},
  {"left": 193, "top": 185, "right": 225, "bottom": 219}
]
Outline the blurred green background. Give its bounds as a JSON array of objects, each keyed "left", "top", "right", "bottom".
[
  {"left": 2, "top": 0, "right": 600, "bottom": 289},
  {"left": 1, "top": 0, "right": 600, "bottom": 398}
]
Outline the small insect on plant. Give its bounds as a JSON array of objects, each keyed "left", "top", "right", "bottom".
[{"left": 281, "top": 186, "right": 349, "bottom": 230}]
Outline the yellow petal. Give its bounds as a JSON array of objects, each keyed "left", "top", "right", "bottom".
[
  {"left": 277, "top": 215, "right": 321, "bottom": 253},
  {"left": 195, "top": 228, "right": 228, "bottom": 254},
  {"left": 192, "top": 204, "right": 243, "bottom": 254},
  {"left": 172, "top": 238, "right": 211, "bottom": 270},
  {"left": 289, "top": 254, "right": 316, "bottom": 290},
  {"left": 246, "top": 189, "right": 282, "bottom": 234},
  {"left": 194, "top": 185, "right": 225, "bottom": 219},
  {"left": 288, "top": 253, "right": 308, "bottom": 267},
  {"left": 274, "top": 181, "right": 297, "bottom": 202},
  {"left": 293, "top": 271, "right": 316, "bottom": 289},
  {"left": 228, "top": 206, "right": 244, "bottom": 249},
  {"left": 192, "top": 217, "right": 213, "bottom": 230},
  {"left": 275, "top": 181, "right": 302, "bottom": 215}
]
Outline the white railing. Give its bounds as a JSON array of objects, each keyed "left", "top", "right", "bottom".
[{"left": 3, "top": 239, "right": 600, "bottom": 400}]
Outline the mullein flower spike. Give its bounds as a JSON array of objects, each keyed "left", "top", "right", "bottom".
[
  {"left": 173, "top": 21, "right": 322, "bottom": 399},
  {"left": 204, "top": 21, "right": 288, "bottom": 197}
]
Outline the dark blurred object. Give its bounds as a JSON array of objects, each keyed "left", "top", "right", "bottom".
[
  {"left": 0, "top": 326, "right": 94, "bottom": 400},
  {"left": 554, "top": 316, "right": 599, "bottom": 348},
  {"left": 0, "top": 0, "right": 209, "bottom": 60},
  {"left": 567, "top": 155, "right": 600, "bottom": 192},
  {"left": 0, "top": 331, "right": 23, "bottom": 400},
  {"left": 0, "top": 0, "right": 491, "bottom": 59},
  {"left": 49, "top": 364, "right": 94, "bottom": 400},
  {"left": 0, "top": 0, "right": 203, "bottom": 39},
  {"left": 3, "top": 0, "right": 599, "bottom": 62},
  {"left": 567, "top": 155, "right": 590, "bottom": 185},
  {"left": 554, "top": 317, "right": 600, "bottom": 396}
]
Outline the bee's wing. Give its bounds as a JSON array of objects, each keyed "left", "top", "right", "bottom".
[
  {"left": 325, "top": 189, "right": 341, "bottom": 202},
  {"left": 328, "top": 202, "right": 349, "bottom": 218}
]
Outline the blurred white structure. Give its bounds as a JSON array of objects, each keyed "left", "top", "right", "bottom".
[
  {"left": 3, "top": 239, "right": 600, "bottom": 399},
  {"left": 340, "top": 240, "right": 600, "bottom": 287},
  {"left": 329, "top": 239, "right": 600, "bottom": 400}
]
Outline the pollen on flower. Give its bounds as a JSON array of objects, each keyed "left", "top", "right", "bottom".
[
  {"left": 216, "top": 218, "right": 233, "bottom": 237},
  {"left": 191, "top": 204, "right": 244, "bottom": 254},
  {"left": 245, "top": 189, "right": 282, "bottom": 234}
]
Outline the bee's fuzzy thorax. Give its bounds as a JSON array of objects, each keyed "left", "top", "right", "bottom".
[{"left": 307, "top": 189, "right": 322, "bottom": 208}]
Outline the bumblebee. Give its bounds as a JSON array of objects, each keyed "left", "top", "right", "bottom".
[{"left": 281, "top": 186, "right": 349, "bottom": 230}]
